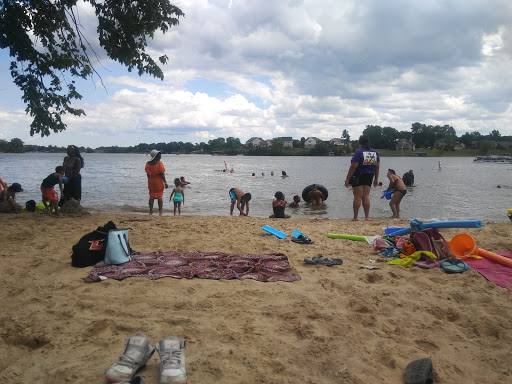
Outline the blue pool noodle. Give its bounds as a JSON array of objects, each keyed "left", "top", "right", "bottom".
[{"left": 386, "top": 220, "right": 483, "bottom": 236}]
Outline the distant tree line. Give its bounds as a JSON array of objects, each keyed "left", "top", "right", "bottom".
[
  {"left": 1, "top": 122, "right": 510, "bottom": 155},
  {"left": 362, "top": 123, "right": 510, "bottom": 150}
]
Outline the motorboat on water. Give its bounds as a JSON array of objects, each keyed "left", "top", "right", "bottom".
[{"left": 473, "top": 155, "right": 512, "bottom": 163}]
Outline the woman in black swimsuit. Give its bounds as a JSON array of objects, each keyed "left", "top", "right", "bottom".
[{"left": 386, "top": 169, "right": 407, "bottom": 218}]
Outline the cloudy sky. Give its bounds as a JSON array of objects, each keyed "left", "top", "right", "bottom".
[{"left": 1, "top": 0, "right": 511, "bottom": 148}]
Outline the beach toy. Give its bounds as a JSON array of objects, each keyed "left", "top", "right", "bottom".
[
  {"left": 62, "top": 176, "right": 68, "bottom": 183},
  {"left": 380, "top": 190, "right": 392, "bottom": 200},
  {"left": 449, "top": 233, "right": 512, "bottom": 268},
  {"left": 327, "top": 233, "right": 378, "bottom": 244},
  {"left": 302, "top": 184, "right": 329, "bottom": 202},
  {"left": 262, "top": 225, "right": 287, "bottom": 239},
  {"left": 327, "top": 233, "right": 367, "bottom": 241},
  {"left": 385, "top": 220, "right": 483, "bottom": 236}
]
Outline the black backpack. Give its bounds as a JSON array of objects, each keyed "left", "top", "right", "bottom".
[{"left": 71, "top": 221, "right": 117, "bottom": 268}]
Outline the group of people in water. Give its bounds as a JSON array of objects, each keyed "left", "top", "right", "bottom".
[
  {"left": 1, "top": 135, "right": 414, "bottom": 220},
  {"left": 0, "top": 145, "right": 85, "bottom": 215},
  {"left": 222, "top": 134, "right": 412, "bottom": 221}
]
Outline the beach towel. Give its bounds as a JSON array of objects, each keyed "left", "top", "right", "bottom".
[
  {"left": 84, "top": 251, "right": 301, "bottom": 283},
  {"left": 464, "top": 252, "right": 512, "bottom": 292}
]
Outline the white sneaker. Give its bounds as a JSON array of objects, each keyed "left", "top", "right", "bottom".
[
  {"left": 156, "top": 337, "right": 187, "bottom": 384},
  {"left": 105, "top": 333, "right": 155, "bottom": 383}
]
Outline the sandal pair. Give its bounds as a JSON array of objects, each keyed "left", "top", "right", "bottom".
[
  {"left": 304, "top": 256, "right": 343, "bottom": 266},
  {"left": 292, "top": 235, "right": 314, "bottom": 244},
  {"left": 440, "top": 259, "right": 470, "bottom": 274}
]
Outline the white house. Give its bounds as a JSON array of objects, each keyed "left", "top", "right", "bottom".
[
  {"left": 275, "top": 137, "right": 294, "bottom": 148},
  {"left": 329, "top": 138, "right": 346, "bottom": 147},
  {"left": 304, "top": 137, "right": 322, "bottom": 149},
  {"left": 245, "top": 137, "right": 266, "bottom": 148},
  {"left": 396, "top": 138, "right": 416, "bottom": 151}
]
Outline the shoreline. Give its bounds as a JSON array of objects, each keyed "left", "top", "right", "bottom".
[{"left": 1, "top": 212, "right": 511, "bottom": 383}]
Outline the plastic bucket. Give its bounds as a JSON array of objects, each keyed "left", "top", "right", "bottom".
[
  {"left": 383, "top": 190, "right": 392, "bottom": 200},
  {"left": 449, "top": 233, "right": 477, "bottom": 257}
]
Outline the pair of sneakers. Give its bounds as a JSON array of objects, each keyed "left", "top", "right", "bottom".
[{"left": 105, "top": 333, "right": 187, "bottom": 384}]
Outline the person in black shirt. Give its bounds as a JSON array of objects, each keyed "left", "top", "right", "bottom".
[{"left": 41, "top": 166, "right": 65, "bottom": 216}]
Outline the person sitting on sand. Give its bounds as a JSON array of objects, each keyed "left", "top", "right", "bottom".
[
  {"left": 0, "top": 177, "right": 7, "bottom": 192},
  {"left": 229, "top": 188, "right": 251, "bottom": 216},
  {"left": 180, "top": 176, "right": 190, "bottom": 186},
  {"left": 0, "top": 183, "right": 24, "bottom": 213},
  {"left": 308, "top": 185, "right": 324, "bottom": 205},
  {"left": 281, "top": 171, "right": 288, "bottom": 178},
  {"left": 269, "top": 191, "right": 291, "bottom": 219},
  {"left": 0, "top": 182, "right": 23, "bottom": 202},
  {"left": 385, "top": 169, "right": 407, "bottom": 218},
  {"left": 288, "top": 195, "right": 301, "bottom": 208},
  {"left": 41, "top": 166, "right": 65, "bottom": 216}
]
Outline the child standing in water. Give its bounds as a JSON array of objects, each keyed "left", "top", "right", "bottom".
[{"left": 170, "top": 178, "right": 185, "bottom": 215}]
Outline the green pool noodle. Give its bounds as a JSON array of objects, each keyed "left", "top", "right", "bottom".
[{"left": 327, "top": 233, "right": 367, "bottom": 241}]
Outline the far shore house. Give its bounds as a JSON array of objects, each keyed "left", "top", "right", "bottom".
[
  {"left": 329, "top": 138, "right": 346, "bottom": 147},
  {"left": 304, "top": 137, "right": 322, "bottom": 149},
  {"left": 434, "top": 138, "right": 465, "bottom": 150},
  {"left": 275, "top": 137, "right": 294, "bottom": 149},
  {"left": 245, "top": 137, "right": 266, "bottom": 148},
  {"left": 396, "top": 138, "right": 415, "bottom": 151}
]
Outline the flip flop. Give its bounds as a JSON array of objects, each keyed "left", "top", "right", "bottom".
[
  {"left": 304, "top": 256, "right": 343, "bottom": 266},
  {"left": 413, "top": 258, "right": 440, "bottom": 269},
  {"left": 291, "top": 235, "right": 314, "bottom": 244},
  {"left": 440, "top": 259, "right": 470, "bottom": 274}
]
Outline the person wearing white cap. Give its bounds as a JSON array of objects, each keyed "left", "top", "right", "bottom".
[{"left": 145, "top": 150, "right": 168, "bottom": 215}]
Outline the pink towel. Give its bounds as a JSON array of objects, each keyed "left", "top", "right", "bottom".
[{"left": 464, "top": 252, "right": 512, "bottom": 292}]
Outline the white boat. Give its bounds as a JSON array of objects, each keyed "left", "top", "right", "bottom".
[{"left": 473, "top": 155, "right": 512, "bottom": 164}]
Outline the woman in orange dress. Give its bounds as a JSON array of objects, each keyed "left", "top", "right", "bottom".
[{"left": 145, "top": 150, "right": 168, "bottom": 215}]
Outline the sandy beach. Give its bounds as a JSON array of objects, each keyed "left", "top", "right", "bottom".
[{"left": 0, "top": 212, "right": 511, "bottom": 383}]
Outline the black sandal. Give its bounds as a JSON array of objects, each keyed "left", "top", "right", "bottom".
[
  {"left": 292, "top": 235, "right": 314, "bottom": 244},
  {"left": 304, "top": 256, "right": 343, "bottom": 266}
]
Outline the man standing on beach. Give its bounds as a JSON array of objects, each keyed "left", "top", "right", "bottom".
[{"left": 229, "top": 188, "right": 251, "bottom": 216}]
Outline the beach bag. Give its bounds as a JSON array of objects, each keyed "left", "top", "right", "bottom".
[
  {"left": 104, "top": 228, "right": 132, "bottom": 265},
  {"left": 71, "top": 221, "right": 117, "bottom": 268},
  {"left": 411, "top": 228, "right": 453, "bottom": 260}
]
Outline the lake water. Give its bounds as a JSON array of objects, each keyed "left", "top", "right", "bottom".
[{"left": 1, "top": 153, "right": 511, "bottom": 222}]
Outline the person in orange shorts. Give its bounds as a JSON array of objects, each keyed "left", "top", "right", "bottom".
[
  {"left": 145, "top": 150, "right": 168, "bottom": 215},
  {"left": 40, "top": 166, "right": 65, "bottom": 216},
  {"left": 0, "top": 177, "right": 7, "bottom": 191}
]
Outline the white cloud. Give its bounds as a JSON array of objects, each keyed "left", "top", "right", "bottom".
[{"left": 1, "top": 0, "right": 512, "bottom": 148}]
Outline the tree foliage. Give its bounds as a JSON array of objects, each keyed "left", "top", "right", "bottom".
[
  {"left": 411, "top": 123, "right": 456, "bottom": 148},
  {"left": 0, "top": 0, "right": 184, "bottom": 136}
]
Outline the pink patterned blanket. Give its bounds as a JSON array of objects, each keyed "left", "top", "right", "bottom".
[{"left": 84, "top": 251, "right": 301, "bottom": 283}]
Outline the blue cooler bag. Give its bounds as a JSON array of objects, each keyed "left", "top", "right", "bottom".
[{"left": 104, "top": 228, "right": 132, "bottom": 265}]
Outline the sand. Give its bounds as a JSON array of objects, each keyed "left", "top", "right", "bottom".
[{"left": 0, "top": 212, "right": 511, "bottom": 384}]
